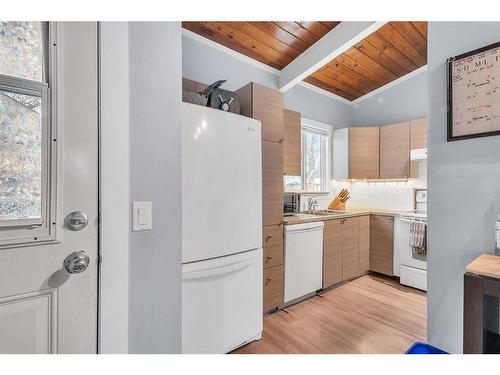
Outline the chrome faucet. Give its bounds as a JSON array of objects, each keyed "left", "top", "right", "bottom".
[{"left": 308, "top": 198, "right": 319, "bottom": 213}]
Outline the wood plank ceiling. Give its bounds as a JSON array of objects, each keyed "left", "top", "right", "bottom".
[
  {"left": 305, "top": 22, "right": 427, "bottom": 100},
  {"left": 182, "top": 21, "right": 340, "bottom": 70},
  {"left": 182, "top": 21, "right": 427, "bottom": 101}
]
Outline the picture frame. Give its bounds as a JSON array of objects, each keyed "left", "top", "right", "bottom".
[{"left": 447, "top": 41, "right": 500, "bottom": 142}]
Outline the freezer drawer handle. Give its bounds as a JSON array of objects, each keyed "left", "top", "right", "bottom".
[{"left": 183, "top": 257, "right": 256, "bottom": 280}]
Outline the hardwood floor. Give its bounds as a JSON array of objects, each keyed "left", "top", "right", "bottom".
[{"left": 233, "top": 274, "right": 426, "bottom": 354}]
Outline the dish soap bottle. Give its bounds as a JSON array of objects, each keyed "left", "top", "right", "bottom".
[{"left": 496, "top": 213, "right": 500, "bottom": 256}]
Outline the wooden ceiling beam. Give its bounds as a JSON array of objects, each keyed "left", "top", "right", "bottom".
[{"left": 279, "top": 21, "right": 387, "bottom": 92}]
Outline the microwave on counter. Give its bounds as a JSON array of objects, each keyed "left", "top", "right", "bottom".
[{"left": 284, "top": 193, "right": 301, "bottom": 216}]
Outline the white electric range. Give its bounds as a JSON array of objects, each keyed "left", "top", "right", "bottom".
[{"left": 395, "top": 190, "right": 427, "bottom": 291}]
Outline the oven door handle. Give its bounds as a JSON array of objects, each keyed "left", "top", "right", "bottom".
[{"left": 399, "top": 217, "right": 427, "bottom": 223}]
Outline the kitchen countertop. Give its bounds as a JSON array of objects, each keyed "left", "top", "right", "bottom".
[
  {"left": 283, "top": 207, "right": 408, "bottom": 225},
  {"left": 466, "top": 253, "right": 500, "bottom": 280}
]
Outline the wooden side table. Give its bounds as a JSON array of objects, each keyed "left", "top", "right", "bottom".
[{"left": 464, "top": 253, "right": 500, "bottom": 353}]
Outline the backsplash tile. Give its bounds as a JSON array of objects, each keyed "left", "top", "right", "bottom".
[{"left": 301, "top": 162, "right": 427, "bottom": 212}]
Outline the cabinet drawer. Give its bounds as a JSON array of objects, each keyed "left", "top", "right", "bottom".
[
  {"left": 263, "top": 265, "right": 284, "bottom": 312},
  {"left": 263, "top": 242, "right": 283, "bottom": 269},
  {"left": 263, "top": 224, "right": 283, "bottom": 248},
  {"left": 263, "top": 224, "right": 283, "bottom": 269}
]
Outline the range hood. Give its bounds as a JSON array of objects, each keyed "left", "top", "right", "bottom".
[{"left": 411, "top": 148, "right": 427, "bottom": 161}]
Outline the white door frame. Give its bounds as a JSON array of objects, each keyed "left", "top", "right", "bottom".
[{"left": 97, "top": 21, "right": 130, "bottom": 354}]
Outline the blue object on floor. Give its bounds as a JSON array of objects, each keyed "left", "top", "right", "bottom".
[{"left": 405, "top": 342, "right": 448, "bottom": 354}]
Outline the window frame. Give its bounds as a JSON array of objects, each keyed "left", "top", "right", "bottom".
[
  {"left": 284, "top": 117, "right": 332, "bottom": 194},
  {"left": 0, "top": 22, "right": 59, "bottom": 248}
]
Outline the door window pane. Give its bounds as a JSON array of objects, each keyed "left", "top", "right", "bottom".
[
  {"left": 0, "top": 90, "right": 42, "bottom": 220},
  {"left": 0, "top": 21, "right": 43, "bottom": 82}
]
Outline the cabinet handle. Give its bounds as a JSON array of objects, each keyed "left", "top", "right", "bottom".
[
  {"left": 266, "top": 256, "right": 273, "bottom": 262},
  {"left": 265, "top": 234, "right": 273, "bottom": 241},
  {"left": 266, "top": 277, "right": 272, "bottom": 286},
  {"left": 279, "top": 137, "right": 285, "bottom": 143}
]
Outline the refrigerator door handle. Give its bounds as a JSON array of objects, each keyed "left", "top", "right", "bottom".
[{"left": 183, "top": 257, "right": 257, "bottom": 280}]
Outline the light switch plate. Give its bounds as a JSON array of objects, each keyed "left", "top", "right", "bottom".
[{"left": 132, "top": 201, "right": 152, "bottom": 231}]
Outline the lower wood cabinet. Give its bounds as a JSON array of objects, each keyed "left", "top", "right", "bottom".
[
  {"left": 322, "top": 214, "right": 388, "bottom": 289},
  {"left": 341, "top": 217, "right": 359, "bottom": 280},
  {"left": 323, "top": 215, "right": 372, "bottom": 289},
  {"left": 358, "top": 215, "right": 370, "bottom": 274},
  {"left": 263, "top": 224, "right": 284, "bottom": 312},
  {"left": 323, "top": 219, "right": 342, "bottom": 288},
  {"left": 263, "top": 265, "right": 284, "bottom": 312},
  {"left": 263, "top": 224, "right": 283, "bottom": 269},
  {"left": 369, "top": 215, "right": 394, "bottom": 276}
]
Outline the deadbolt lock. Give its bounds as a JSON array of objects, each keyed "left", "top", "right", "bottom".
[{"left": 65, "top": 211, "right": 88, "bottom": 231}]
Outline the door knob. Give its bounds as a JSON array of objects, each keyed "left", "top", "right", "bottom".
[{"left": 64, "top": 251, "right": 90, "bottom": 274}]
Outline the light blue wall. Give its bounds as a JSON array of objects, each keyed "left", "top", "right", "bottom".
[
  {"left": 182, "top": 34, "right": 352, "bottom": 128},
  {"left": 182, "top": 34, "right": 277, "bottom": 91},
  {"left": 284, "top": 84, "right": 352, "bottom": 129},
  {"left": 128, "top": 22, "right": 182, "bottom": 353},
  {"left": 427, "top": 22, "right": 500, "bottom": 353},
  {"left": 351, "top": 70, "right": 427, "bottom": 126}
]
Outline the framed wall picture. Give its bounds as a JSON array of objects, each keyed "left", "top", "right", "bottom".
[{"left": 447, "top": 41, "right": 500, "bottom": 141}]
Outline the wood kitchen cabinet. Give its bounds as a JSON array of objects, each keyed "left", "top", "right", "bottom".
[
  {"left": 379, "top": 122, "right": 411, "bottom": 179},
  {"left": 358, "top": 215, "right": 370, "bottom": 274},
  {"left": 238, "top": 82, "right": 285, "bottom": 313},
  {"left": 369, "top": 215, "right": 394, "bottom": 276},
  {"left": 283, "top": 109, "right": 301, "bottom": 176},
  {"left": 263, "top": 224, "right": 283, "bottom": 269},
  {"left": 237, "top": 82, "right": 284, "bottom": 143},
  {"left": 182, "top": 77, "right": 207, "bottom": 106},
  {"left": 410, "top": 118, "right": 427, "bottom": 149},
  {"left": 262, "top": 141, "right": 284, "bottom": 226},
  {"left": 333, "top": 127, "right": 380, "bottom": 179},
  {"left": 410, "top": 118, "right": 427, "bottom": 178},
  {"left": 342, "top": 217, "right": 359, "bottom": 280},
  {"left": 349, "top": 127, "right": 380, "bottom": 179},
  {"left": 323, "top": 215, "right": 371, "bottom": 289},
  {"left": 323, "top": 219, "right": 343, "bottom": 288},
  {"left": 263, "top": 265, "right": 284, "bottom": 312}
]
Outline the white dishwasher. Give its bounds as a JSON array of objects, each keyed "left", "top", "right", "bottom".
[{"left": 284, "top": 221, "right": 324, "bottom": 304}]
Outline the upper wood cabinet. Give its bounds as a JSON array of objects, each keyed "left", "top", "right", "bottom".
[
  {"left": 349, "top": 127, "right": 380, "bottom": 179},
  {"left": 333, "top": 127, "right": 380, "bottom": 179},
  {"left": 182, "top": 77, "right": 208, "bottom": 106},
  {"left": 379, "top": 122, "right": 410, "bottom": 179},
  {"left": 283, "top": 109, "right": 301, "bottom": 176},
  {"left": 369, "top": 215, "right": 394, "bottom": 276},
  {"left": 323, "top": 219, "right": 343, "bottom": 288},
  {"left": 236, "top": 82, "right": 284, "bottom": 143},
  {"left": 410, "top": 118, "right": 427, "bottom": 149},
  {"left": 262, "top": 141, "right": 284, "bottom": 226}
]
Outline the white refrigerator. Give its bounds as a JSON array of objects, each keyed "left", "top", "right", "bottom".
[{"left": 181, "top": 103, "right": 263, "bottom": 354}]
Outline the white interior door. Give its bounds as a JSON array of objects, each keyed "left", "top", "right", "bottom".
[{"left": 0, "top": 22, "right": 98, "bottom": 353}]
